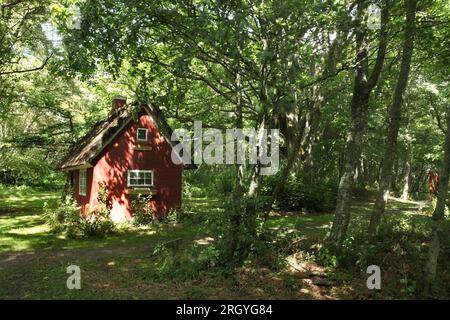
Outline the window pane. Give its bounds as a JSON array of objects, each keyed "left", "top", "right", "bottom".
[
  {"left": 79, "top": 170, "right": 87, "bottom": 195},
  {"left": 137, "top": 129, "right": 147, "bottom": 140},
  {"left": 144, "top": 173, "right": 152, "bottom": 185},
  {"left": 128, "top": 170, "right": 152, "bottom": 186}
]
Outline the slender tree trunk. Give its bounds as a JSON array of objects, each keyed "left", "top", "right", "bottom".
[
  {"left": 400, "top": 141, "right": 412, "bottom": 200},
  {"left": 328, "top": 76, "right": 369, "bottom": 251},
  {"left": 229, "top": 71, "right": 245, "bottom": 260},
  {"left": 63, "top": 172, "right": 71, "bottom": 200},
  {"left": 369, "top": 0, "right": 417, "bottom": 237},
  {"left": 401, "top": 149, "right": 412, "bottom": 200},
  {"left": 299, "top": 84, "right": 324, "bottom": 173},
  {"left": 328, "top": 1, "right": 389, "bottom": 251},
  {"left": 424, "top": 106, "right": 450, "bottom": 296},
  {"left": 246, "top": 118, "right": 265, "bottom": 217},
  {"left": 355, "top": 157, "right": 365, "bottom": 188}
]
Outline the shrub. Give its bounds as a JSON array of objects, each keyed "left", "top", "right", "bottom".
[
  {"left": 144, "top": 242, "right": 221, "bottom": 281},
  {"left": 190, "top": 186, "right": 206, "bottom": 198},
  {"left": 131, "top": 194, "right": 154, "bottom": 226},
  {"left": 82, "top": 184, "right": 115, "bottom": 236},
  {"left": 183, "top": 167, "right": 234, "bottom": 198},
  {"left": 0, "top": 152, "right": 64, "bottom": 188},
  {"left": 163, "top": 202, "right": 200, "bottom": 225},
  {"left": 262, "top": 174, "right": 337, "bottom": 213},
  {"left": 44, "top": 196, "right": 81, "bottom": 235},
  {"left": 213, "top": 170, "right": 234, "bottom": 196},
  {"left": 44, "top": 184, "right": 115, "bottom": 238}
]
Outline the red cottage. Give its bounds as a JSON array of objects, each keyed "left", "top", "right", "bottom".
[{"left": 58, "top": 97, "right": 187, "bottom": 222}]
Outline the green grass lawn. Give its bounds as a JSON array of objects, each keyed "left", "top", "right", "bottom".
[
  {"left": 1, "top": 185, "right": 447, "bottom": 299},
  {"left": 0, "top": 185, "right": 59, "bottom": 210},
  {"left": 0, "top": 185, "right": 198, "bottom": 253}
]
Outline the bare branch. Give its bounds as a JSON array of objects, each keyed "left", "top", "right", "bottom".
[{"left": 0, "top": 53, "right": 53, "bottom": 76}]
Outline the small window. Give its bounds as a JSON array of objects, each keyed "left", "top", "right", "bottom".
[
  {"left": 128, "top": 170, "right": 153, "bottom": 187},
  {"left": 79, "top": 169, "right": 87, "bottom": 196},
  {"left": 137, "top": 128, "right": 148, "bottom": 141}
]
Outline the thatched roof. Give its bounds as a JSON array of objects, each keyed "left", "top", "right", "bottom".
[{"left": 58, "top": 103, "right": 193, "bottom": 170}]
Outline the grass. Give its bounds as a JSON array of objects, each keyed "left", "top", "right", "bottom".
[
  {"left": 1, "top": 185, "right": 449, "bottom": 299},
  {"left": 0, "top": 186, "right": 211, "bottom": 299},
  {"left": 0, "top": 210, "right": 197, "bottom": 252},
  {"left": 0, "top": 185, "right": 59, "bottom": 211},
  {"left": 0, "top": 185, "right": 199, "bottom": 253}
]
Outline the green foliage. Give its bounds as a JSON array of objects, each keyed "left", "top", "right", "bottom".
[
  {"left": 262, "top": 174, "right": 338, "bottom": 213},
  {"left": 199, "top": 196, "right": 283, "bottom": 268},
  {"left": 43, "top": 196, "right": 81, "bottom": 235},
  {"left": 315, "top": 247, "right": 339, "bottom": 269},
  {"left": 44, "top": 184, "right": 115, "bottom": 238},
  {"left": 338, "top": 213, "right": 431, "bottom": 270},
  {"left": 130, "top": 195, "right": 153, "bottom": 226},
  {"left": 189, "top": 186, "right": 206, "bottom": 198},
  {"left": 331, "top": 209, "right": 450, "bottom": 297},
  {"left": 142, "top": 242, "right": 221, "bottom": 281},
  {"left": 81, "top": 214, "right": 115, "bottom": 238},
  {"left": 159, "top": 204, "right": 200, "bottom": 225},
  {"left": 213, "top": 169, "right": 235, "bottom": 196},
  {"left": 0, "top": 184, "right": 59, "bottom": 210},
  {"left": 0, "top": 152, "right": 64, "bottom": 188},
  {"left": 183, "top": 167, "right": 234, "bottom": 199}
]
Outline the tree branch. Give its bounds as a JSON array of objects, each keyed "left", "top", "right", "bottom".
[{"left": 0, "top": 53, "right": 53, "bottom": 76}]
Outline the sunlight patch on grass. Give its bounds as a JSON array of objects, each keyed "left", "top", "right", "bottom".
[
  {"left": 0, "top": 185, "right": 59, "bottom": 210},
  {"left": 10, "top": 224, "right": 50, "bottom": 235}
]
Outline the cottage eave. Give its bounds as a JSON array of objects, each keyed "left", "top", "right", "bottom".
[{"left": 60, "top": 163, "right": 94, "bottom": 172}]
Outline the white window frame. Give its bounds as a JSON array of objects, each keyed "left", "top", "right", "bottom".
[
  {"left": 136, "top": 128, "right": 148, "bottom": 142},
  {"left": 127, "top": 170, "right": 154, "bottom": 187},
  {"left": 79, "top": 169, "right": 87, "bottom": 196}
]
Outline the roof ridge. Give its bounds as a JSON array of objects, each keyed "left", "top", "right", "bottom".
[{"left": 57, "top": 101, "right": 194, "bottom": 171}]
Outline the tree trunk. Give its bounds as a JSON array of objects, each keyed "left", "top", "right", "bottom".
[
  {"left": 264, "top": 28, "right": 346, "bottom": 218},
  {"left": 63, "top": 172, "right": 71, "bottom": 200},
  {"left": 229, "top": 71, "right": 245, "bottom": 260},
  {"left": 424, "top": 106, "right": 450, "bottom": 296},
  {"left": 328, "top": 79, "right": 369, "bottom": 251},
  {"left": 246, "top": 118, "right": 265, "bottom": 217},
  {"left": 368, "top": 0, "right": 416, "bottom": 238},
  {"left": 328, "top": 1, "right": 389, "bottom": 251},
  {"left": 401, "top": 152, "right": 412, "bottom": 200}
]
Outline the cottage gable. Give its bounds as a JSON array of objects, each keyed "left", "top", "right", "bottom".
[{"left": 58, "top": 102, "right": 184, "bottom": 171}]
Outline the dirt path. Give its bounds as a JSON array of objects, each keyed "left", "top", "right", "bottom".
[
  {"left": 0, "top": 240, "right": 175, "bottom": 271},
  {"left": 385, "top": 197, "right": 428, "bottom": 215}
]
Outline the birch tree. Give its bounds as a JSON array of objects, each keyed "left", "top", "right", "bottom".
[
  {"left": 328, "top": 0, "right": 389, "bottom": 251},
  {"left": 368, "top": 0, "right": 417, "bottom": 238}
]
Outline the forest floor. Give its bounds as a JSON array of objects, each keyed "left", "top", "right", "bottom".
[{"left": 0, "top": 185, "right": 447, "bottom": 299}]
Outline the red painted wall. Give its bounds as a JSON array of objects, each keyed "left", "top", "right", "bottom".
[{"left": 74, "top": 111, "right": 183, "bottom": 221}]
